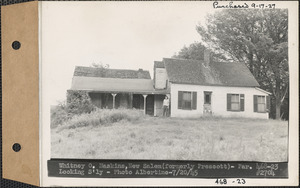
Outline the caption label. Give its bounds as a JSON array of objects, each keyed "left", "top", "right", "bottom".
[{"left": 48, "top": 160, "right": 288, "bottom": 178}]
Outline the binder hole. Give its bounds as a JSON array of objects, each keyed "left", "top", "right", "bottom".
[
  {"left": 12, "top": 41, "right": 21, "bottom": 50},
  {"left": 12, "top": 143, "right": 21, "bottom": 152}
]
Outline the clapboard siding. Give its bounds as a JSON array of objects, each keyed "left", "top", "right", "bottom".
[{"left": 170, "top": 83, "right": 269, "bottom": 119}]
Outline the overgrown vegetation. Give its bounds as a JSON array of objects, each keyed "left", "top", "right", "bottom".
[
  {"left": 57, "top": 108, "right": 143, "bottom": 131},
  {"left": 50, "top": 103, "right": 69, "bottom": 129},
  {"left": 51, "top": 92, "right": 144, "bottom": 130},
  {"left": 51, "top": 114, "right": 288, "bottom": 162},
  {"left": 66, "top": 90, "right": 96, "bottom": 115},
  {"left": 51, "top": 90, "right": 96, "bottom": 128},
  {"left": 50, "top": 90, "right": 288, "bottom": 161}
]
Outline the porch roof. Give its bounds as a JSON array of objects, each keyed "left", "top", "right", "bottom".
[{"left": 71, "top": 76, "right": 169, "bottom": 94}]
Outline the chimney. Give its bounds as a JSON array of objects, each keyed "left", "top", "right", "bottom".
[
  {"left": 203, "top": 49, "right": 211, "bottom": 67},
  {"left": 137, "top": 68, "right": 143, "bottom": 78}
]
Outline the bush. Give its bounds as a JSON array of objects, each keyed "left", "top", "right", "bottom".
[
  {"left": 66, "top": 90, "right": 96, "bottom": 115},
  {"left": 58, "top": 108, "right": 144, "bottom": 131},
  {"left": 51, "top": 91, "right": 96, "bottom": 128}
]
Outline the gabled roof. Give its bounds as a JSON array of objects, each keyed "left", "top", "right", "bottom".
[
  {"left": 163, "top": 58, "right": 259, "bottom": 87},
  {"left": 74, "top": 66, "right": 151, "bottom": 79}
]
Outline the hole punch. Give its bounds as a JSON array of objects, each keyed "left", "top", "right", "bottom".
[
  {"left": 12, "top": 143, "right": 21, "bottom": 152},
  {"left": 12, "top": 41, "right": 21, "bottom": 50}
]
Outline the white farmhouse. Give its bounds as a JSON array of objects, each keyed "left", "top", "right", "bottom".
[
  {"left": 69, "top": 51, "right": 270, "bottom": 119},
  {"left": 154, "top": 51, "right": 271, "bottom": 119}
]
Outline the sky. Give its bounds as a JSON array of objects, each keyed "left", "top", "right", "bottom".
[{"left": 41, "top": 1, "right": 216, "bottom": 105}]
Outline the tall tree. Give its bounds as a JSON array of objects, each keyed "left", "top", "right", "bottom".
[
  {"left": 197, "top": 9, "right": 288, "bottom": 119},
  {"left": 173, "top": 42, "right": 226, "bottom": 61},
  {"left": 173, "top": 42, "right": 206, "bottom": 60}
]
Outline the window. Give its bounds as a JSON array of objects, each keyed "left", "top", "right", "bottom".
[
  {"left": 254, "top": 95, "right": 270, "bottom": 113},
  {"left": 178, "top": 91, "right": 197, "bottom": 110},
  {"left": 227, "top": 93, "right": 244, "bottom": 111},
  {"left": 182, "top": 92, "right": 192, "bottom": 109},
  {"left": 257, "top": 96, "right": 265, "bottom": 112},
  {"left": 204, "top": 91, "right": 212, "bottom": 104},
  {"left": 231, "top": 94, "right": 240, "bottom": 110}
]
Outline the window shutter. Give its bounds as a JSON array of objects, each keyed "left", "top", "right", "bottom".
[
  {"left": 165, "top": 80, "right": 168, "bottom": 89},
  {"left": 192, "top": 92, "right": 197, "bottom": 110},
  {"left": 253, "top": 95, "right": 258, "bottom": 112},
  {"left": 266, "top": 95, "right": 270, "bottom": 112},
  {"left": 178, "top": 91, "right": 183, "bottom": 109},
  {"left": 240, "top": 94, "right": 245, "bottom": 111},
  {"left": 227, "top": 94, "right": 231, "bottom": 111}
]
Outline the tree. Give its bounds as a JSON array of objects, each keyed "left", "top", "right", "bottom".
[
  {"left": 90, "top": 62, "right": 110, "bottom": 77},
  {"left": 173, "top": 42, "right": 206, "bottom": 60},
  {"left": 90, "top": 62, "right": 110, "bottom": 69},
  {"left": 173, "top": 42, "right": 226, "bottom": 61},
  {"left": 196, "top": 9, "right": 288, "bottom": 119}
]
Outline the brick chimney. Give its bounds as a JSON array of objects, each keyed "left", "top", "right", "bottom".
[{"left": 203, "top": 49, "right": 211, "bottom": 67}]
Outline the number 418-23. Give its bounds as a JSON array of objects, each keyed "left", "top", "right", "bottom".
[{"left": 215, "top": 179, "right": 246, "bottom": 185}]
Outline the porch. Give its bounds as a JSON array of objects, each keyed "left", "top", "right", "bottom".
[
  {"left": 70, "top": 76, "right": 169, "bottom": 116},
  {"left": 88, "top": 92, "right": 169, "bottom": 116}
]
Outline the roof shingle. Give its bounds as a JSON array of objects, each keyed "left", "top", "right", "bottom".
[
  {"left": 163, "top": 58, "right": 259, "bottom": 87},
  {"left": 74, "top": 66, "right": 151, "bottom": 79}
]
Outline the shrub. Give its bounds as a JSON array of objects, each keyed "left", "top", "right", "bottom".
[
  {"left": 66, "top": 90, "right": 96, "bottom": 115},
  {"left": 58, "top": 108, "right": 144, "bottom": 131},
  {"left": 51, "top": 91, "right": 96, "bottom": 128}
]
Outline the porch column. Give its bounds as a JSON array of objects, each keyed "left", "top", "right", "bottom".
[
  {"left": 129, "top": 93, "right": 133, "bottom": 109},
  {"left": 111, "top": 93, "right": 117, "bottom": 109},
  {"left": 143, "top": 94, "right": 148, "bottom": 115}
]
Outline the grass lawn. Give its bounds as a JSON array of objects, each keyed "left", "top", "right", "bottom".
[{"left": 51, "top": 114, "right": 288, "bottom": 162}]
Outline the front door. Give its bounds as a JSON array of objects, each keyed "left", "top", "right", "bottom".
[
  {"left": 203, "top": 91, "right": 212, "bottom": 114},
  {"left": 146, "top": 94, "right": 154, "bottom": 115}
]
